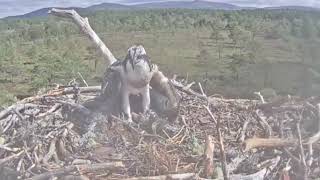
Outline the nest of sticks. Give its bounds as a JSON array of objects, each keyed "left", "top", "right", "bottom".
[{"left": 0, "top": 79, "right": 319, "bottom": 180}]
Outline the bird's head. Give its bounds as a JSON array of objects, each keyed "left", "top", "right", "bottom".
[{"left": 125, "top": 45, "right": 152, "bottom": 72}]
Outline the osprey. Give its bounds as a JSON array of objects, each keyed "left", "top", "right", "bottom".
[{"left": 107, "top": 45, "right": 154, "bottom": 122}]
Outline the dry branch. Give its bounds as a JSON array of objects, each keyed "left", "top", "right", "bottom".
[
  {"left": 243, "top": 138, "right": 296, "bottom": 151},
  {"left": 20, "top": 86, "right": 101, "bottom": 103},
  {"left": 204, "top": 105, "right": 229, "bottom": 180},
  {"left": 307, "top": 104, "right": 320, "bottom": 144},
  {"left": 254, "top": 110, "right": 272, "bottom": 137},
  {"left": 239, "top": 118, "right": 250, "bottom": 142},
  {"left": 202, "top": 135, "right": 215, "bottom": 178},
  {"left": 307, "top": 134, "right": 320, "bottom": 146},
  {"left": 0, "top": 103, "right": 38, "bottom": 119},
  {"left": 48, "top": 8, "right": 117, "bottom": 65},
  {"left": 0, "top": 150, "right": 25, "bottom": 166},
  {"left": 28, "top": 162, "right": 124, "bottom": 180},
  {"left": 296, "top": 118, "right": 308, "bottom": 180},
  {"left": 171, "top": 80, "right": 207, "bottom": 101},
  {"left": 118, "top": 173, "right": 196, "bottom": 180}
]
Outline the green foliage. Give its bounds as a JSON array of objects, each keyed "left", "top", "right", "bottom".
[
  {"left": 1, "top": 9, "right": 320, "bottom": 103},
  {"left": 189, "top": 135, "right": 203, "bottom": 155},
  {"left": 0, "top": 89, "right": 17, "bottom": 107}
]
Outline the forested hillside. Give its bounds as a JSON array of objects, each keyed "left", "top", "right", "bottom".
[{"left": 1, "top": 9, "right": 320, "bottom": 105}]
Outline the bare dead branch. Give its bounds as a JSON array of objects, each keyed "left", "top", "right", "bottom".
[
  {"left": 28, "top": 162, "right": 124, "bottom": 180},
  {"left": 240, "top": 118, "right": 250, "bottom": 142},
  {"left": 202, "top": 135, "right": 215, "bottom": 178},
  {"left": 48, "top": 8, "right": 117, "bottom": 65},
  {"left": 77, "top": 72, "right": 89, "bottom": 87},
  {"left": 119, "top": 173, "right": 196, "bottom": 180},
  {"left": 205, "top": 106, "right": 229, "bottom": 180},
  {"left": 42, "top": 138, "right": 58, "bottom": 165},
  {"left": 19, "top": 86, "right": 101, "bottom": 103},
  {"left": 254, "top": 110, "right": 272, "bottom": 137},
  {"left": 243, "top": 138, "right": 296, "bottom": 151},
  {"left": 0, "top": 103, "right": 39, "bottom": 119},
  {"left": 296, "top": 117, "right": 308, "bottom": 180},
  {"left": 0, "top": 150, "right": 25, "bottom": 166},
  {"left": 171, "top": 80, "right": 207, "bottom": 101},
  {"left": 254, "top": 92, "right": 266, "bottom": 104}
]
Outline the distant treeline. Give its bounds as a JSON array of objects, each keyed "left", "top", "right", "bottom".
[{"left": 1, "top": 9, "right": 320, "bottom": 40}]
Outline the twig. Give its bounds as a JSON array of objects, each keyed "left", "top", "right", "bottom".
[
  {"left": 0, "top": 144, "right": 19, "bottom": 152},
  {"left": 296, "top": 114, "right": 308, "bottom": 180},
  {"left": 205, "top": 106, "right": 229, "bottom": 180},
  {"left": 169, "top": 126, "right": 185, "bottom": 143},
  {"left": 243, "top": 138, "right": 296, "bottom": 152},
  {"left": 254, "top": 110, "right": 272, "bottom": 137},
  {"left": 184, "top": 82, "right": 195, "bottom": 90},
  {"left": 17, "top": 158, "right": 24, "bottom": 172},
  {"left": 37, "top": 103, "right": 61, "bottom": 118},
  {"left": 202, "top": 135, "right": 215, "bottom": 178},
  {"left": 307, "top": 132, "right": 320, "bottom": 145},
  {"left": 0, "top": 103, "right": 38, "bottom": 119},
  {"left": 305, "top": 123, "right": 320, "bottom": 167},
  {"left": 203, "top": 106, "right": 217, "bottom": 124},
  {"left": 28, "top": 162, "right": 124, "bottom": 180},
  {"left": 111, "top": 115, "right": 165, "bottom": 140},
  {"left": 239, "top": 117, "right": 250, "bottom": 142},
  {"left": 3, "top": 115, "right": 14, "bottom": 133},
  {"left": 12, "top": 108, "right": 26, "bottom": 120},
  {"left": 254, "top": 91, "right": 266, "bottom": 104},
  {"left": 78, "top": 72, "right": 89, "bottom": 87},
  {"left": 171, "top": 80, "right": 207, "bottom": 101},
  {"left": 307, "top": 143, "right": 313, "bottom": 167},
  {"left": 42, "top": 138, "right": 58, "bottom": 165},
  {"left": 198, "top": 82, "right": 206, "bottom": 97},
  {"left": 118, "top": 173, "right": 196, "bottom": 180},
  {"left": 0, "top": 150, "right": 25, "bottom": 166},
  {"left": 283, "top": 148, "right": 300, "bottom": 164},
  {"left": 20, "top": 86, "right": 101, "bottom": 103}
]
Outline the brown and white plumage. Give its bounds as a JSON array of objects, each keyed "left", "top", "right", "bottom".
[{"left": 108, "top": 45, "right": 154, "bottom": 121}]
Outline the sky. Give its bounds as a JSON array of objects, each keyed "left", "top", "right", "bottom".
[{"left": 0, "top": 0, "right": 319, "bottom": 18}]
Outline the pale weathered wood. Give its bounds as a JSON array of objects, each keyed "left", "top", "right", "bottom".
[
  {"left": 202, "top": 135, "right": 215, "bottom": 178},
  {"left": 0, "top": 103, "right": 39, "bottom": 119},
  {"left": 18, "top": 86, "right": 101, "bottom": 103},
  {"left": 243, "top": 138, "right": 296, "bottom": 151},
  {"left": 48, "top": 8, "right": 117, "bottom": 65},
  {"left": 204, "top": 106, "right": 229, "bottom": 180},
  {"left": 119, "top": 173, "right": 196, "bottom": 180},
  {"left": 28, "top": 162, "right": 124, "bottom": 180}
]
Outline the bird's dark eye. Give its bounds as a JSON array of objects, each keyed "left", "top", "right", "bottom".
[{"left": 137, "top": 54, "right": 149, "bottom": 60}]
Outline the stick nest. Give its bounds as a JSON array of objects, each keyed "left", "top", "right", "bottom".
[{"left": 0, "top": 80, "right": 320, "bottom": 180}]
